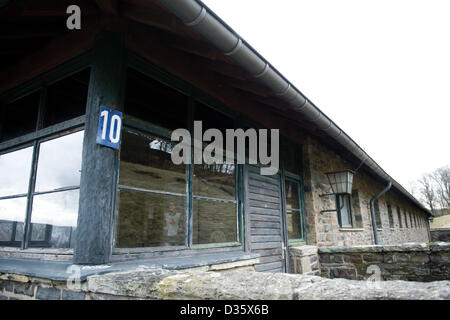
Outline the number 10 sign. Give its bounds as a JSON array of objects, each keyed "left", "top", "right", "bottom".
[{"left": 96, "top": 105, "right": 123, "bottom": 150}]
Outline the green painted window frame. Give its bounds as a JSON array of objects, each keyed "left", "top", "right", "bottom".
[
  {"left": 0, "top": 53, "right": 92, "bottom": 250},
  {"left": 280, "top": 139, "right": 306, "bottom": 245},
  {"left": 111, "top": 53, "right": 244, "bottom": 251}
]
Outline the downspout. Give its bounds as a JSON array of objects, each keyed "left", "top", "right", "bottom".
[{"left": 369, "top": 181, "right": 392, "bottom": 245}]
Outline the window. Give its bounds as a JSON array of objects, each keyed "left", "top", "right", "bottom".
[
  {"left": 351, "top": 190, "right": 363, "bottom": 228},
  {"left": 409, "top": 212, "right": 414, "bottom": 228},
  {"left": 337, "top": 194, "right": 352, "bottom": 228},
  {"left": 397, "top": 206, "right": 403, "bottom": 228},
  {"left": 281, "top": 142, "right": 304, "bottom": 242},
  {"left": 285, "top": 179, "right": 303, "bottom": 239},
  {"left": 0, "top": 68, "right": 89, "bottom": 248},
  {"left": 387, "top": 203, "right": 394, "bottom": 228},
  {"left": 115, "top": 68, "right": 240, "bottom": 249},
  {"left": 374, "top": 199, "right": 382, "bottom": 229},
  {"left": 404, "top": 211, "right": 409, "bottom": 228}
]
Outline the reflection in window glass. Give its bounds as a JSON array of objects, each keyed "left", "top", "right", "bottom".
[
  {"left": 0, "top": 147, "right": 33, "bottom": 197},
  {"left": 1, "top": 91, "right": 40, "bottom": 142},
  {"left": 337, "top": 194, "right": 352, "bottom": 228},
  {"left": 286, "top": 210, "right": 302, "bottom": 240},
  {"left": 285, "top": 180, "right": 299, "bottom": 210},
  {"left": 29, "top": 190, "right": 79, "bottom": 248},
  {"left": 43, "top": 69, "right": 90, "bottom": 128},
  {"left": 0, "top": 197, "right": 27, "bottom": 244},
  {"left": 34, "top": 131, "right": 84, "bottom": 192},
  {"left": 116, "top": 190, "right": 186, "bottom": 248},
  {"left": 124, "top": 68, "right": 188, "bottom": 130},
  {"left": 193, "top": 164, "right": 235, "bottom": 200},
  {"left": 119, "top": 131, "right": 186, "bottom": 194},
  {"left": 192, "top": 199, "right": 237, "bottom": 245}
]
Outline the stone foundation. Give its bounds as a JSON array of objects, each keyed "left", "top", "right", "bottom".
[{"left": 319, "top": 242, "right": 450, "bottom": 282}]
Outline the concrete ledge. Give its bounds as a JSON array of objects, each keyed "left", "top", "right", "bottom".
[
  {"left": 86, "top": 269, "right": 450, "bottom": 300},
  {"left": 319, "top": 242, "right": 437, "bottom": 254}
]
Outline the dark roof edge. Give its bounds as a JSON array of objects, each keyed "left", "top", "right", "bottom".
[{"left": 155, "top": 0, "right": 431, "bottom": 215}]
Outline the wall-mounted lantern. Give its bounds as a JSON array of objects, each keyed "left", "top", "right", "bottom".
[{"left": 319, "top": 170, "right": 354, "bottom": 213}]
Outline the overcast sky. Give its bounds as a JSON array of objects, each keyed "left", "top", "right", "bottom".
[{"left": 202, "top": 0, "right": 450, "bottom": 191}]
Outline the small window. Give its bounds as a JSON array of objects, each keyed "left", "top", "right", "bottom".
[
  {"left": 397, "top": 206, "right": 403, "bottom": 228},
  {"left": 374, "top": 199, "right": 382, "bottom": 229},
  {"left": 387, "top": 203, "right": 394, "bottom": 228},
  {"left": 351, "top": 190, "right": 363, "bottom": 228},
  {"left": 404, "top": 212, "right": 409, "bottom": 228},
  {"left": 337, "top": 194, "right": 352, "bottom": 228},
  {"left": 285, "top": 179, "right": 303, "bottom": 240}
]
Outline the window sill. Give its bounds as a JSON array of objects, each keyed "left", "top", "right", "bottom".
[{"left": 339, "top": 228, "right": 364, "bottom": 232}]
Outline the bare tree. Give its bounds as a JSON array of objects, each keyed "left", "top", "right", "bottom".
[
  {"left": 418, "top": 174, "right": 437, "bottom": 213},
  {"left": 432, "top": 166, "right": 450, "bottom": 208}
]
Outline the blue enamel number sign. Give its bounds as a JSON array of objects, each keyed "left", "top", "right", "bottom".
[{"left": 96, "top": 105, "right": 122, "bottom": 150}]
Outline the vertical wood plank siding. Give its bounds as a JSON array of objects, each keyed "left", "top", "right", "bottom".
[{"left": 245, "top": 165, "right": 284, "bottom": 272}]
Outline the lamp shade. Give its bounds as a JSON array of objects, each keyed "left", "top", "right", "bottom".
[{"left": 326, "top": 170, "right": 354, "bottom": 195}]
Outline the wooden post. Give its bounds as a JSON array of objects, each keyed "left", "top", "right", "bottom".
[{"left": 73, "top": 32, "right": 125, "bottom": 264}]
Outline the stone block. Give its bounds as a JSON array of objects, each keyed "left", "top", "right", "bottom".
[
  {"left": 62, "top": 290, "right": 86, "bottom": 300},
  {"left": 4, "top": 281, "right": 13, "bottom": 292},
  {"left": 343, "top": 254, "right": 363, "bottom": 264},
  {"left": 13, "top": 283, "right": 34, "bottom": 296},
  {"left": 363, "top": 254, "right": 384, "bottom": 263},
  {"left": 0, "top": 295, "right": 8, "bottom": 300},
  {"left": 394, "top": 253, "right": 410, "bottom": 263},
  {"left": 36, "top": 287, "right": 61, "bottom": 300}
]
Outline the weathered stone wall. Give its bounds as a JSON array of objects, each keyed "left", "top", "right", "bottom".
[
  {"left": 289, "top": 245, "right": 320, "bottom": 276},
  {"left": 302, "top": 135, "right": 430, "bottom": 247},
  {"left": 431, "top": 229, "right": 450, "bottom": 242},
  {"left": 3, "top": 268, "right": 449, "bottom": 300},
  {"left": 0, "top": 258, "right": 258, "bottom": 300},
  {"left": 319, "top": 242, "right": 450, "bottom": 282}
]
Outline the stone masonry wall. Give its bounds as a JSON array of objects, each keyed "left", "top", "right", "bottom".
[
  {"left": 302, "top": 135, "right": 430, "bottom": 247},
  {"left": 319, "top": 242, "right": 450, "bottom": 282}
]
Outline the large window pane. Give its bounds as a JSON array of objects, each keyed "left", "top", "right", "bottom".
[
  {"left": 193, "top": 164, "right": 236, "bottom": 200},
  {"left": 286, "top": 210, "right": 302, "bottom": 240},
  {"left": 282, "top": 146, "right": 300, "bottom": 175},
  {"left": 34, "top": 131, "right": 84, "bottom": 192},
  {"left": 192, "top": 199, "right": 237, "bottom": 245},
  {"left": 119, "top": 131, "right": 186, "bottom": 194},
  {"left": 43, "top": 69, "right": 90, "bottom": 128},
  {"left": 0, "top": 146, "right": 33, "bottom": 197},
  {"left": 29, "top": 190, "right": 79, "bottom": 248},
  {"left": 0, "top": 197, "right": 27, "bottom": 244},
  {"left": 116, "top": 190, "right": 186, "bottom": 248},
  {"left": 124, "top": 68, "right": 188, "bottom": 130},
  {"left": 1, "top": 91, "right": 40, "bottom": 142}
]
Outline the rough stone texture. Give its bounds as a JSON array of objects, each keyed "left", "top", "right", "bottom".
[
  {"left": 86, "top": 268, "right": 450, "bottom": 300},
  {"left": 319, "top": 242, "right": 450, "bottom": 282},
  {"left": 289, "top": 245, "right": 320, "bottom": 276},
  {"left": 431, "top": 229, "right": 450, "bottom": 242},
  {"left": 302, "top": 136, "right": 430, "bottom": 247},
  {"left": 62, "top": 290, "right": 86, "bottom": 300},
  {"left": 35, "top": 287, "right": 61, "bottom": 300}
]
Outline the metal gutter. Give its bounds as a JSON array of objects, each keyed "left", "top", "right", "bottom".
[{"left": 155, "top": 0, "right": 431, "bottom": 215}]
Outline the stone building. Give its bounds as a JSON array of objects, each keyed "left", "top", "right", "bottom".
[{"left": 0, "top": 0, "right": 431, "bottom": 279}]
